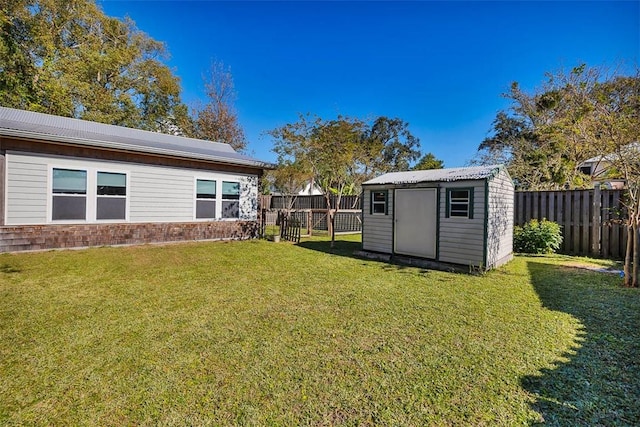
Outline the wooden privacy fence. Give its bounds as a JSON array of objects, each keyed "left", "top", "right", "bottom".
[{"left": 514, "top": 189, "right": 627, "bottom": 258}]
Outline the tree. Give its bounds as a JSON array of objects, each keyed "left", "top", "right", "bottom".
[
  {"left": 191, "top": 60, "right": 247, "bottom": 151},
  {"left": 474, "top": 65, "right": 621, "bottom": 189},
  {"left": 364, "top": 117, "right": 421, "bottom": 176},
  {"left": 0, "top": 0, "right": 187, "bottom": 132},
  {"left": 578, "top": 75, "right": 640, "bottom": 286},
  {"left": 270, "top": 114, "right": 420, "bottom": 247},
  {"left": 476, "top": 63, "right": 639, "bottom": 285},
  {"left": 265, "top": 160, "right": 312, "bottom": 210},
  {"left": 412, "top": 152, "right": 444, "bottom": 170}
]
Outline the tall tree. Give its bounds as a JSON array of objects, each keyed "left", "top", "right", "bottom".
[
  {"left": 364, "top": 117, "right": 421, "bottom": 176},
  {"left": 412, "top": 152, "right": 444, "bottom": 170},
  {"left": 474, "top": 65, "right": 623, "bottom": 189},
  {"left": 0, "top": 0, "right": 186, "bottom": 132},
  {"left": 191, "top": 60, "right": 247, "bottom": 151},
  {"left": 477, "top": 64, "right": 640, "bottom": 285}
]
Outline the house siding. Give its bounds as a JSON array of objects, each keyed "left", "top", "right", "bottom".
[
  {"left": 486, "top": 169, "right": 514, "bottom": 268},
  {"left": 5, "top": 152, "right": 258, "bottom": 226},
  {"left": 437, "top": 181, "right": 485, "bottom": 266},
  {"left": 5, "top": 155, "right": 48, "bottom": 224},
  {"left": 362, "top": 187, "right": 394, "bottom": 253}
]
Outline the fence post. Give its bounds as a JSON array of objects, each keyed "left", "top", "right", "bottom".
[{"left": 591, "top": 185, "right": 601, "bottom": 256}]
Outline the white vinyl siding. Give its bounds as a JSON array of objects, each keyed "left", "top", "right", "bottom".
[
  {"left": 362, "top": 187, "right": 394, "bottom": 253},
  {"left": 129, "top": 170, "right": 193, "bottom": 222},
  {"left": 5, "top": 156, "right": 48, "bottom": 224},
  {"left": 4, "top": 152, "right": 259, "bottom": 225},
  {"left": 486, "top": 169, "right": 514, "bottom": 268},
  {"left": 438, "top": 181, "right": 485, "bottom": 266}
]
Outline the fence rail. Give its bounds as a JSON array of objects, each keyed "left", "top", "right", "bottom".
[{"left": 260, "top": 194, "right": 362, "bottom": 210}]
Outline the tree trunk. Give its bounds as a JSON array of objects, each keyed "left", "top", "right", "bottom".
[
  {"left": 329, "top": 209, "right": 336, "bottom": 249},
  {"left": 624, "top": 222, "right": 633, "bottom": 287},
  {"left": 633, "top": 219, "right": 639, "bottom": 287}
]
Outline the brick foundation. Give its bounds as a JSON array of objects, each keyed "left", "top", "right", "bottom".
[{"left": 0, "top": 221, "right": 259, "bottom": 252}]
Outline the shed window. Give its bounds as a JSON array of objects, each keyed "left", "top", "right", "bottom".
[
  {"left": 371, "top": 190, "right": 388, "bottom": 215},
  {"left": 447, "top": 188, "right": 473, "bottom": 219},
  {"left": 196, "top": 179, "right": 217, "bottom": 219},
  {"left": 52, "top": 168, "right": 87, "bottom": 220},
  {"left": 97, "top": 172, "right": 126, "bottom": 220},
  {"left": 222, "top": 181, "right": 240, "bottom": 218}
]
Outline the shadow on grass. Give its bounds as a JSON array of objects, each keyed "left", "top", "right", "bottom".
[
  {"left": 296, "top": 238, "right": 435, "bottom": 274},
  {"left": 296, "top": 238, "right": 362, "bottom": 258},
  {"left": 524, "top": 261, "right": 640, "bottom": 426}
]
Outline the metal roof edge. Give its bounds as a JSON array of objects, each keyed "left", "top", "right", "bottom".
[{"left": 1, "top": 128, "right": 274, "bottom": 170}]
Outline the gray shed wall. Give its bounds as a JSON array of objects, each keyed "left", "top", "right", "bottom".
[
  {"left": 437, "top": 180, "right": 486, "bottom": 267},
  {"left": 486, "top": 168, "right": 514, "bottom": 268},
  {"left": 361, "top": 186, "right": 394, "bottom": 253}
]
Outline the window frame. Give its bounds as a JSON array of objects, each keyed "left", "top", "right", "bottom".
[
  {"left": 96, "top": 170, "right": 128, "bottom": 221},
  {"left": 370, "top": 189, "right": 388, "bottom": 215},
  {"left": 221, "top": 180, "right": 241, "bottom": 219},
  {"left": 194, "top": 178, "right": 218, "bottom": 220},
  {"left": 51, "top": 168, "right": 88, "bottom": 221},
  {"left": 445, "top": 187, "right": 474, "bottom": 219}
]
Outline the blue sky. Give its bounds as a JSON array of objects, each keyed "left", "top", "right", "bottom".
[{"left": 99, "top": 1, "right": 639, "bottom": 167}]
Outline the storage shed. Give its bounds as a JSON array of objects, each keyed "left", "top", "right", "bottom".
[{"left": 361, "top": 165, "right": 514, "bottom": 270}]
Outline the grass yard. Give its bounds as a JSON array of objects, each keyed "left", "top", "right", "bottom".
[{"left": 0, "top": 235, "right": 638, "bottom": 426}]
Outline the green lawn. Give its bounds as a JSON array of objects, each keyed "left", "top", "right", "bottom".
[{"left": 0, "top": 235, "right": 638, "bottom": 426}]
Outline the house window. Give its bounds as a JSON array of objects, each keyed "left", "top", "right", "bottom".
[
  {"left": 222, "top": 181, "right": 240, "bottom": 218},
  {"left": 371, "top": 190, "right": 388, "bottom": 215},
  {"left": 447, "top": 188, "right": 473, "bottom": 218},
  {"left": 579, "top": 165, "right": 592, "bottom": 175},
  {"left": 52, "top": 168, "right": 87, "bottom": 220},
  {"left": 97, "top": 172, "right": 126, "bottom": 220},
  {"left": 196, "top": 179, "right": 217, "bottom": 219}
]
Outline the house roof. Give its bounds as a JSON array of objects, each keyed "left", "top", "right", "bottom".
[
  {"left": 0, "top": 106, "right": 270, "bottom": 169},
  {"left": 582, "top": 142, "right": 640, "bottom": 164},
  {"left": 363, "top": 165, "right": 504, "bottom": 185}
]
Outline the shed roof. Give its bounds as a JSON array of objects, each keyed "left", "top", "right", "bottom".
[
  {"left": 0, "top": 107, "right": 270, "bottom": 169},
  {"left": 363, "top": 165, "right": 504, "bottom": 185}
]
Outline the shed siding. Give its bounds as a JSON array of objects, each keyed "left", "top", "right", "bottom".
[
  {"left": 362, "top": 187, "right": 394, "bottom": 253},
  {"left": 437, "top": 181, "right": 485, "bottom": 266},
  {"left": 5, "top": 152, "right": 258, "bottom": 225},
  {"left": 486, "top": 169, "right": 514, "bottom": 268}
]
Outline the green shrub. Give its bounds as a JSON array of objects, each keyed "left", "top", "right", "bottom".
[{"left": 514, "top": 219, "right": 563, "bottom": 254}]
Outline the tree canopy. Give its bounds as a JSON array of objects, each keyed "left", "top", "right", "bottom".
[
  {"left": 412, "top": 152, "right": 444, "bottom": 170},
  {"left": 0, "top": 0, "right": 247, "bottom": 147},
  {"left": 475, "top": 64, "right": 639, "bottom": 191},
  {"left": 0, "top": 0, "right": 187, "bottom": 131}
]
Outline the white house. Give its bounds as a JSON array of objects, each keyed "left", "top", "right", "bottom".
[
  {"left": 360, "top": 165, "right": 514, "bottom": 270},
  {"left": 578, "top": 142, "right": 639, "bottom": 189},
  {"left": 0, "top": 107, "right": 270, "bottom": 252}
]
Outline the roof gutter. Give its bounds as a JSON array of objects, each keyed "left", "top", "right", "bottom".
[{"left": 0, "top": 128, "right": 275, "bottom": 169}]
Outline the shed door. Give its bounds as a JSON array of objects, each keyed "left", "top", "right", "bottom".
[{"left": 394, "top": 188, "right": 437, "bottom": 258}]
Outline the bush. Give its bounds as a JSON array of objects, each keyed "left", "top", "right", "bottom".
[{"left": 514, "top": 219, "right": 563, "bottom": 254}]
